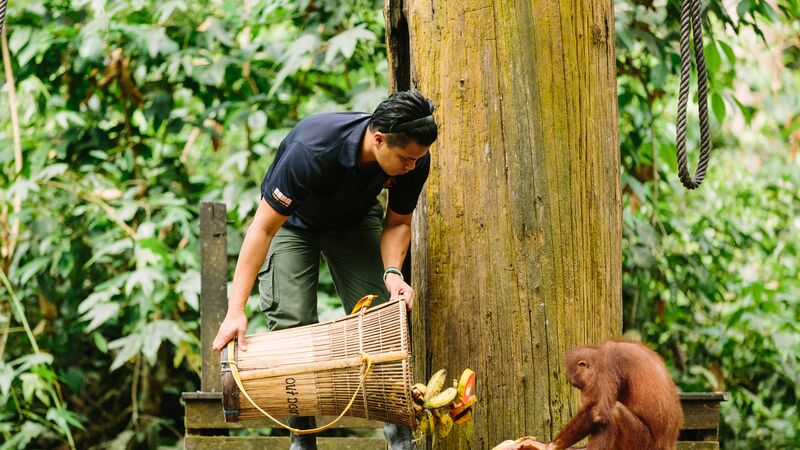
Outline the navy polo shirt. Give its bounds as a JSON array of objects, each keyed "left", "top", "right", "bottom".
[{"left": 260, "top": 112, "right": 430, "bottom": 230}]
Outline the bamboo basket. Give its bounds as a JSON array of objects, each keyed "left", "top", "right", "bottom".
[{"left": 221, "top": 299, "right": 417, "bottom": 429}]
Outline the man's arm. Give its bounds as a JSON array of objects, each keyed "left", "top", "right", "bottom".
[
  {"left": 211, "top": 199, "right": 288, "bottom": 352},
  {"left": 381, "top": 207, "right": 415, "bottom": 310}
]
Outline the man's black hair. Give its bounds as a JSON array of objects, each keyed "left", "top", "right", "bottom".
[{"left": 369, "top": 90, "right": 438, "bottom": 147}]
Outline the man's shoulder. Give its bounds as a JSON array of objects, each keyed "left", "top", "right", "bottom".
[
  {"left": 290, "top": 111, "right": 370, "bottom": 150},
  {"left": 297, "top": 111, "right": 369, "bottom": 126}
]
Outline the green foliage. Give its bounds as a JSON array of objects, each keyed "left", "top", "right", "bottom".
[
  {"left": 0, "top": 0, "right": 386, "bottom": 447},
  {"left": 1, "top": 0, "right": 798, "bottom": 448},
  {"left": 617, "top": 1, "right": 800, "bottom": 448}
]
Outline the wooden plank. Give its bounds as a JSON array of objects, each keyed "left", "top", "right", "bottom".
[
  {"left": 679, "top": 392, "right": 728, "bottom": 402},
  {"left": 681, "top": 397, "right": 722, "bottom": 431},
  {"left": 184, "top": 395, "right": 384, "bottom": 430},
  {"left": 187, "top": 437, "right": 716, "bottom": 450},
  {"left": 185, "top": 436, "right": 386, "bottom": 450},
  {"left": 677, "top": 442, "right": 719, "bottom": 450},
  {"left": 200, "top": 202, "right": 228, "bottom": 392},
  {"left": 184, "top": 390, "right": 724, "bottom": 433}
]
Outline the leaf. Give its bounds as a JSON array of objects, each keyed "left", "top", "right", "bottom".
[
  {"left": 78, "top": 287, "right": 120, "bottom": 314},
  {"left": 0, "top": 421, "right": 47, "bottom": 450},
  {"left": 268, "top": 33, "right": 321, "bottom": 97},
  {"left": 84, "top": 239, "right": 134, "bottom": 268},
  {"left": 19, "top": 373, "right": 50, "bottom": 406},
  {"left": 46, "top": 407, "right": 86, "bottom": 432},
  {"left": 324, "top": 25, "right": 376, "bottom": 66},
  {"left": 17, "top": 257, "right": 50, "bottom": 285},
  {"left": 137, "top": 237, "right": 169, "bottom": 261},
  {"left": 11, "top": 353, "right": 54, "bottom": 373},
  {"left": 191, "top": 56, "right": 231, "bottom": 87},
  {"left": 176, "top": 270, "right": 201, "bottom": 310},
  {"left": 650, "top": 63, "right": 668, "bottom": 90},
  {"left": 0, "top": 362, "right": 13, "bottom": 398},
  {"left": 737, "top": 0, "right": 754, "bottom": 18},
  {"left": 156, "top": 0, "right": 187, "bottom": 24},
  {"left": 108, "top": 333, "right": 143, "bottom": 371},
  {"left": 54, "top": 111, "right": 87, "bottom": 129},
  {"left": 81, "top": 302, "right": 120, "bottom": 332},
  {"left": 125, "top": 268, "right": 164, "bottom": 297},
  {"left": 106, "top": 430, "right": 135, "bottom": 450},
  {"left": 350, "top": 87, "right": 386, "bottom": 112},
  {"left": 704, "top": 41, "right": 721, "bottom": 75},
  {"left": 78, "top": 18, "right": 108, "bottom": 61},
  {"left": 16, "top": 29, "right": 52, "bottom": 66},
  {"left": 218, "top": 151, "right": 250, "bottom": 174},
  {"left": 34, "top": 163, "right": 68, "bottom": 181},
  {"left": 145, "top": 27, "right": 179, "bottom": 58},
  {"left": 9, "top": 27, "right": 33, "bottom": 54},
  {"left": 718, "top": 41, "right": 736, "bottom": 65},
  {"left": 93, "top": 332, "right": 109, "bottom": 353},
  {"left": 712, "top": 92, "right": 726, "bottom": 123},
  {"left": 141, "top": 320, "right": 191, "bottom": 365},
  {"left": 8, "top": 179, "right": 40, "bottom": 201},
  {"left": 247, "top": 110, "right": 267, "bottom": 131},
  {"left": 630, "top": 245, "right": 655, "bottom": 269}
]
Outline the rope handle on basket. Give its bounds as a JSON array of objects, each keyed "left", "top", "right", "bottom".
[{"left": 225, "top": 340, "right": 374, "bottom": 435}]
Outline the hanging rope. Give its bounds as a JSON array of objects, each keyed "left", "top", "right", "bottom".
[
  {"left": 0, "top": 0, "right": 7, "bottom": 37},
  {"left": 675, "top": 0, "right": 712, "bottom": 190}
]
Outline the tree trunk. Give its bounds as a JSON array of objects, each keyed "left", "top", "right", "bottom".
[{"left": 385, "top": 1, "right": 622, "bottom": 448}]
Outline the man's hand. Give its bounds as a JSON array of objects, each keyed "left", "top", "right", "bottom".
[
  {"left": 385, "top": 273, "right": 415, "bottom": 310},
  {"left": 212, "top": 309, "right": 249, "bottom": 352}
]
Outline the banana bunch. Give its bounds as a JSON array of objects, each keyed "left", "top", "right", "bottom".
[{"left": 411, "top": 368, "right": 478, "bottom": 438}]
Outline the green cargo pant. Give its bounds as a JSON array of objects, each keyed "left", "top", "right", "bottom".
[
  {"left": 256, "top": 203, "right": 413, "bottom": 449},
  {"left": 257, "top": 204, "right": 390, "bottom": 329}
]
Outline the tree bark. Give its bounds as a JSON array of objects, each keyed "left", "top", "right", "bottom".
[{"left": 385, "top": 1, "right": 622, "bottom": 447}]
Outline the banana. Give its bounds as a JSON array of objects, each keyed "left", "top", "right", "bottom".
[
  {"left": 424, "top": 386, "right": 458, "bottom": 409},
  {"left": 412, "top": 383, "right": 428, "bottom": 403},
  {"left": 425, "top": 369, "right": 447, "bottom": 401},
  {"left": 437, "top": 412, "right": 454, "bottom": 437}
]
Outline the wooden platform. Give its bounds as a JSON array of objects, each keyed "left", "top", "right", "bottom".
[
  {"left": 183, "top": 391, "right": 727, "bottom": 449},
  {"left": 184, "top": 203, "right": 727, "bottom": 449}
]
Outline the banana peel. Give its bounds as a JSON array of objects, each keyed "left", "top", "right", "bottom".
[
  {"left": 437, "top": 412, "right": 454, "bottom": 437},
  {"left": 350, "top": 294, "right": 377, "bottom": 314},
  {"left": 411, "top": 383, "right": 428, "bottom": 403},
  {"left": 457, "top": 368, "right": 475, "bottom": 398},
  {"left": 424, "top": 409, "right": 435, "bottom": 433},
  {"left": 453, "top": 407, "right": 473, "bottom": 425},
  {"left": 450, "top": 393, "right": 478, "bottom": 418},
  {"left": 413, "top": 368, "right": 478, "bottom": 437}
]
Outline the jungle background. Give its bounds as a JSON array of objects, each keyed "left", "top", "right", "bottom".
[{"left": 0, "top": 0, "right": 798, "bottom": 448}]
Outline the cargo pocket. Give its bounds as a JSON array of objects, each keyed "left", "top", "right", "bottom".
[{"left": 258, "top": 253, "right": 278, "bottom": 313}]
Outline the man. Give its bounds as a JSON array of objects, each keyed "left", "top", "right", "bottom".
[{"left": 211, "top": 90, "right": 437, "bottom": 449}]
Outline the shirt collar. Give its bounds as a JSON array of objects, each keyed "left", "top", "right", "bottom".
[{"left": 339, "top": 114, "right": 372, "bottom": 170}]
